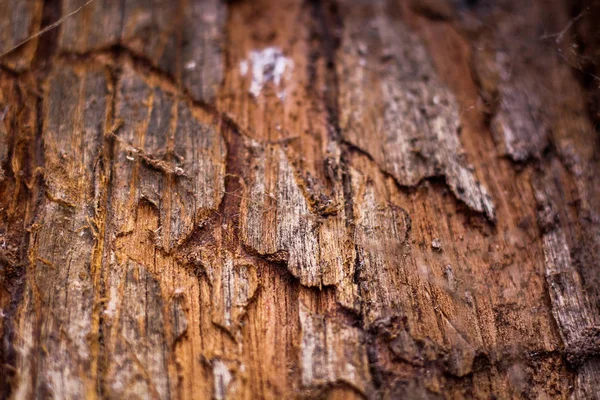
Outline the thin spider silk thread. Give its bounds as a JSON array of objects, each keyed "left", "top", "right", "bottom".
[{"left": 0, "top": 0, "right": 97, "bottom": 59}]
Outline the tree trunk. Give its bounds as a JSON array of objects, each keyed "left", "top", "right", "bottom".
[{"left": 1, "top": 0, "right": 599, "bottom": 398}]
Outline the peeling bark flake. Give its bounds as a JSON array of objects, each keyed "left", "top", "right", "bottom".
[
  {"left": 299, "top": 304, "right": 372, "bottom": 395},
  {"left": 337, "top": 0, "right": 495, "bottom": 220},
  {"left": 241, "top": 143, "right": 351, "bottom": 288}
]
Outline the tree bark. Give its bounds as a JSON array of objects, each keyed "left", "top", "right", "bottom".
[{"left": 1, "top": 0, "right": 599, "bottom": 398}]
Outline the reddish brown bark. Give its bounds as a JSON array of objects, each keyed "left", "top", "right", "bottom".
[{"left": 1, "top": 0, "right": 599, "bottom": 398}]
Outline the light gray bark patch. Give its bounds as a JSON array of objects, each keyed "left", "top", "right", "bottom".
[
  {"left": 470, "top": 8, "right": 552, "bottom": 163},
  {"left": 489, "top": 72, "right": 549, "bottom": 162},
  {"left": 468, "top": 2, "right": 594, "bottom": 165},
  {"left": 299, "top": 304, "right": 372, "bottom": 395},
  {"left": 207, "top": 250, "right": 258, "bottom": 333},
  {"left": 170, "top": 291, "right": 189, "bottom": 343},
  {"left": 105, "top": 260, "right": 170, "bottom": 399},
  {"left": 532, "top": 166, "right": 600, "bottom": 366},
  {"left": 349, "top": 166, "right": 413, "bottom": 327},
  {"left": 337, "top": 0, "right": 495, "bottom": 221},
  {"left": 212, "top": 359, "right": 233, "bottom": 400},
  {"left": 240, "top": 142, "right": 351, "bottom": 288}
]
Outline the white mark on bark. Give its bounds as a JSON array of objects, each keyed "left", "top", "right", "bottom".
[
  {"left": 239, "top": 60, "right": 248, "bottom": 76},
  {"left": 242, "top": 47, "right": 293, "bottom": 99},
  {"left": 213, "top": 359, "right": 232, "bottom": 400},
  {"left": 104, "top": 281, "right": 118, "bottom": 318},
  {"left": 185, "top": 61, "right": 197, "bottom": 70}
]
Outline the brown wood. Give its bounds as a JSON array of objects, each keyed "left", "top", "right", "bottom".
[{"left": 1, "top": 0, "right": 599, "bottom": 398}]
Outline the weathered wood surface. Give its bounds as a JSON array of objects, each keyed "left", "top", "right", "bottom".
[{"left": 0, "top": 0, "right": 599, "bottom": 398}]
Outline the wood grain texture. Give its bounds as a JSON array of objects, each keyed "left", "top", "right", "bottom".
[
  {"left": 0, "top": 0, "right": 599, "bottom": 399},
  {"left": 59, "top": 0, "right": 225, "bottom": 102},
  {"left": 12, "top": 62, "right": 109, "bottom": 398},
  {"left": 337, "top": 0, "right": 495, "bottom": 221},
  {"left": 0, "top": 0, "right": 43, "bottom": 70}
]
